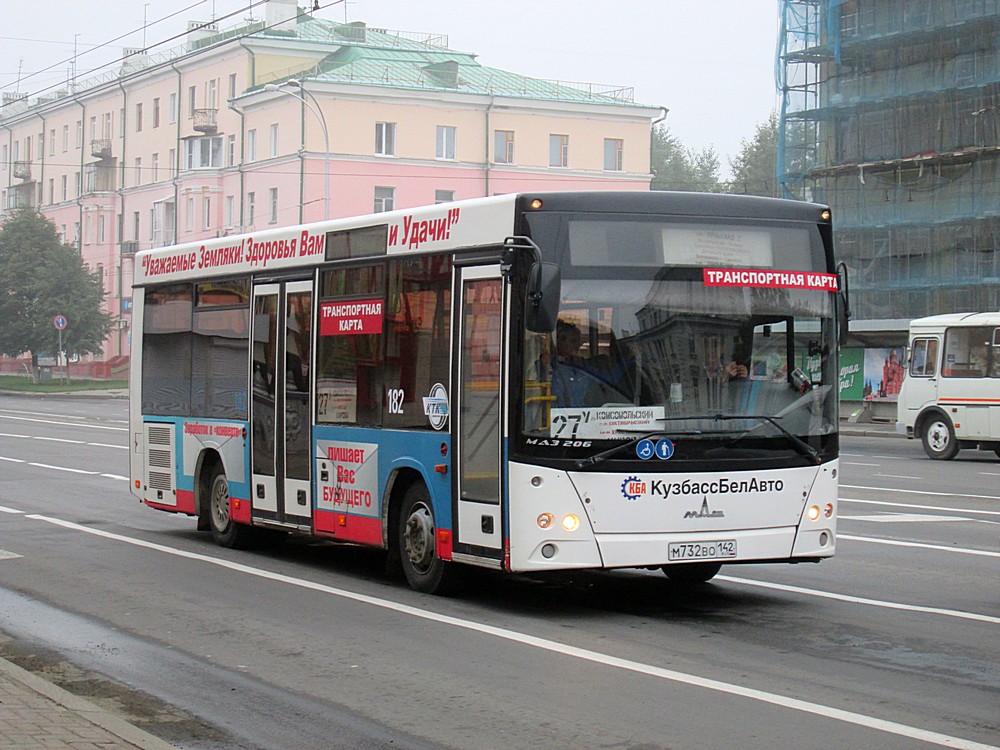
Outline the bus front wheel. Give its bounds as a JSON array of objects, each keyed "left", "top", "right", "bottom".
[
  {"left": 207, "top": 464, "right": 254, "bottom": 549},
  {"left": 398, "top": 483, "right": 464, "bottom": 595},
  {"left": 921, "top": 416, "right": 959, "bottom": 460},
  {"left": 662, "top": 562, "right": 723, "bottom": 584}
]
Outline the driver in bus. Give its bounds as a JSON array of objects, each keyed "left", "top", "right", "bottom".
[{"left": 551, "top": 321, "right": 589, "bottom": 406}]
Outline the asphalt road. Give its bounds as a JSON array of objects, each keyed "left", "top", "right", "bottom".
[{"left": 0, "top": 395, "right": 996, "bottom": 750}]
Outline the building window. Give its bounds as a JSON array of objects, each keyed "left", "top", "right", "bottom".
[
  {"left": 98, "top": 215, "right": 106, "bottom": 243},
  {"left": 168, "top": 148, "right": 176, "bottom": 178},
  {"left": 247, "top": 191, "right": 255, "bottom": 224},
  {"left": 269, "top": 123, "right": 279, "bottom": 158},
  {"left": 134, "top": 157, "right": 142, "bottom": 186},
  {"left": 152, "top": 153, "right": 159, "bottom": 182},
  {"left": 75, "top": 172, "right": 81, "bottom": 196},
  {"left": 136, "top": 102, "right": 143, "bottom": 132},
  {"left": 48, "top": 178, "right": 54, "bottom": 204},
  {"left": 208, "top": 79, "right": 218, "bottom": 109},
  {"left": 375, "top": 122, "right": 396, "bottom": 156},
  {"left": 153, "top": 98, "right": 160, "bottom": 128},
  {"left": 188, "top": 85, "right": 197, "bottom": 116},
  {"left": 227, "top": 134, "right": 236, "bottom": 166},
  {"left": 549, "top": 134, "right": 568, "bottom": 167},
  {"left": 76, "top": 120, "right": 83, "bottom": 148},
  {"left": 133, "top": 211, "right": 141, "bottom": 241},
  {"left": 49, "top": 129, "right": 55, "bottom": 154},
  {"left": 229, "top": 73, "right": 237, "bottom": 99},
  {"left": 203, "top": 196, "right": 212, "bottom": 229},
  {"left": 183, "top": 136, "right": 223, "bottom": 170},
  {"left": 374, "top": 186, "right": 395, "bottom": 213},
  {"left": 186, "top": 197, "right": 194, "bottom": 232},
  {"left": 89, "top": 116, "right": 97, "bottom": 141},
  {"left": 247, "top": 129, "right": 257, "bottom": 162},
  {"left": 269, "top": 187, "right": 278, "bottom": 223},
  {"left": 62, "top": 175, "right": 68, "bottom": 201},
  {"left": 604, "top": 138, "right": 623, "bottom": 171},
  {"left": 434, "top": 190, "right": 454, "bottom": 204},
  {"left": 169, "top": 92, "right": 177, "bottom": 123},
  {"left": 494, "top": 130, "right": 514, "bottom": 164},
  {"left": 62, "top": 125, "right": 69, "bottom": 152},
  {"left": 224, "top": 195, "right": 234, "bottom": 228},
  {"left": 102, "top": 112, "right": 113, "bottom": 139},
  {"left": 436, "top": 125, "right": 456, "bottom": 160}
]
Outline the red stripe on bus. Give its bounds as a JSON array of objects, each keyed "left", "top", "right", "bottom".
[
  {"left": 939, "top": 398, "right": 1000, "bottom": 403},
  {"left": 314, "top": 511, "right": 383, "bottom": 546}
]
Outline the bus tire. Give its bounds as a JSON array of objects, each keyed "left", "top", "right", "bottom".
[
  {"left": 207, "top": 464, "right": 254, "bottom": 549},
  {"left": 397, "top": 482, "right": 464, "bottom": 595},
  {"left": 662, "top": 562, "right": 723, "bottom": 584},
  {"left": 921, "top": 415, "right": 959, "bottom": 460}
]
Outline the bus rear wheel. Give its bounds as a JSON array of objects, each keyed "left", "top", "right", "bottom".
[
  {"left": 398, "top": 482, "right": 464, "bottom": 595},
  {"left": 207, "top": 464, "right": 254, "bottom": 549},
  {"left": 921, "top": 416, "right": 959, "bottom": 460},
  {"left": 662, "top": 562, "right": 723, "bottom": 584}
]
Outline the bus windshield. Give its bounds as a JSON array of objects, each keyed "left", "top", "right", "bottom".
[{"left": 520, "top": 215, "right": 838, "bottom": 460}]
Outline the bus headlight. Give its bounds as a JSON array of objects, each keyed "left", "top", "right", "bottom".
[
  {"left": 537, "top": 513, "right": 554, "bottom": 529},
  {"left": 807, "top": 505, "right": 821, "bottom": 521},
  {"left": 561, "top": 514, "right": 580, "bottom": 532}
]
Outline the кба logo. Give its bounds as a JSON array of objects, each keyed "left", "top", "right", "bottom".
[{"left": 620, "top": 476, "right": 646, "bottom": 501}]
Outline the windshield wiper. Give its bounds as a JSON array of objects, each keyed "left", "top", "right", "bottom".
[{"left": 573, "top": 413, "right": 820, "bottom": 468}]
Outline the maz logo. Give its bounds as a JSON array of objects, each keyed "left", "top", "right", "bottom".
[{"left": 684, "top": 497, "right": 725, "bottom": 519}]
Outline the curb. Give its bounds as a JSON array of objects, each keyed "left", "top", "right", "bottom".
[{"left": 0, "top": 655, "right": 176, "bottom": 749}]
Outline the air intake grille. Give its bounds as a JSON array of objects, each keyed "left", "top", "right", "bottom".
[{"left": 143, "top": 422, "right": 176, "bottom": 498}]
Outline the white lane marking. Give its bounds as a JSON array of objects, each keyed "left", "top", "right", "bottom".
[
  {"left": 0, "top": 506, "right": 25, "bottom": 514},
  {"left": 0, "top": 414, "right": 127, "bottom": 432},
  {"left": 841, "top": 497, "right": 1000, "bottom": 517},
  {"left": 0, "top": 432, "right": 31, "bottom": 439},
  {"left": 717, "top": 574, "right": 1000, "bottom": 626},
  {"left": 0, "top": 549, "right": 22, "bottom": 560},
  {"left": 21, "top": 513, "right": 1000, "bottom": 750},
  {"left": 0, "top": 408, "right": 126, "bottom": 423},
  {"left": 0, "top": 456, "right": 26, "bottom": 464},
  {"left": 101, "top": 474, "right": 129, "bottom": 481},
  {"left": 841, "top": 452, "right": 904, "bottom": 461},
  {"left": 90, "top": 443, "right": 128, "bottom": 450},
  {"left": 978, "top": 472, "right": 1000, "bottom": 477},
  {"left": 843, "top": 461, "right": 881, "bottom": 466},
  {"left": 33, "top": 436, "right": 86, "bottom": 445},
  {"left": 838, "top": 534, "right": 1000, "bottom": 559},
  {"left": 874, "top": 474, "right": 916, "bottom": 480},
  {"left": 0, "top": 432, "right": 126, "bottom": 450},
  {"left": 843, "top": 484, "right": 1000, "bottom": 501},
  {"left": 26, "top": 463, "right": 97, "bottom": 476},
  {"left": 840, "top": 514, "right": 968, "bottom": 523}
]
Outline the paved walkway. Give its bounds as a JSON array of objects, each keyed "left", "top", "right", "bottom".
[{"left": 0, "top": 656, "right": 174, "bottom": 750}]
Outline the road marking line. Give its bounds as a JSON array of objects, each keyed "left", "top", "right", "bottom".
[
  {"left": 0, "top": 506, "right": 24, "bottom": 514},
  {"left": 841, "top": 497, "right": 1000, "bottom": 517},
  {"left": 100, "top": 473, "right": 129, "bottom": 481},
  {"left": 89, "top": 443, "right": 128, "bottom": 450},
  {"left": 838, "top": 534, "right": 1000, "bottom": 558},
  {"left": 840, "top": 514, "right": 968, "bottom": 523},
  {"left": 26, "top": 463, "right": 97, "bottom": 475},
  {"left": 977, "top": 472, "right": 1000, "bottom": 476},
  {"left": 0, "top": 432, "right": 31, "bottom": 439},
  {"left": 874, "top": 474, "right": 915, "bottom": 480},
  {"left": 0, "top": 414, "right": 127, "bottom": 432},
  {"left": 843, "top": 461, "right": 881, "bottom": 466},
  {"left": 21, "top": 513, "right": 1000, "bottom": 750},
  {"left": 840, "top": 453, "right": 904, "bottom": 460},
  {"left": 0, "top": 456, "right": 26, "bottom": 463},
  {"left": 0, "top": 549, "right": 22, "bottom": 560},
  {"left": 716, "top": 574, "right": 1000, "bottom": 626},
  {"left": 843, "top": 484, "right": 1000, "bottom": 501}
]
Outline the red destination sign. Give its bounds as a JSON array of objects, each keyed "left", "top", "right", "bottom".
[{"left": 320, "top": 299, "right": 384, "bottom": 336}]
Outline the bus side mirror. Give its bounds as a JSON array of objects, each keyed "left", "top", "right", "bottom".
[
  {"left": 836, "top": 261, "right": 851, "bottom": 346},
  {"left": 525, "top": 262, "right": 561, "bottom": 333}
]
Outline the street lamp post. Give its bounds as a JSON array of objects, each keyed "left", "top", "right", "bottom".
[{"left": 263, "top": 79, "right": 330, "bottom": 220}]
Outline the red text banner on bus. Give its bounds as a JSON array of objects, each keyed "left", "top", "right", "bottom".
[
  {"left": 703, "top": 268, "right": 839, "bottom": 291},
  {"left": 320, "top": 299, "right": 384, "bottom": 336}
]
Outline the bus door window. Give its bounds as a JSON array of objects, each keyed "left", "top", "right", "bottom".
[
  {"left": 285, "top": 289, "right": 311, "bottom": 482},
  {"left": 252, "top": 292, "right": 278, "bottom": 477},
  {"left": 909, "top": 338, "right": 939, "bottom": 377}
]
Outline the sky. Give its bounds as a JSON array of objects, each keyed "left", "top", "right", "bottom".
[{"left": 0, "top": 0, "right": 780, "bottom": 177}]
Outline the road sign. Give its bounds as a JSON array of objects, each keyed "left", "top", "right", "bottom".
[{"left": 53, "top": 315, "right": 68, "bottom": 330}]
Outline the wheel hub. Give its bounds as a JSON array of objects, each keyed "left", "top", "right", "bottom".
[{"left": 403, "top": 504, "right": 434, "bottom": 572}]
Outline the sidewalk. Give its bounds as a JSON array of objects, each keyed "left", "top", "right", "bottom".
[
  {"left": 0, "top": 655, "right": 175, "bottom": 750},
  {"left": 839, "top": 418, "right": 902, "bottom": 439}
]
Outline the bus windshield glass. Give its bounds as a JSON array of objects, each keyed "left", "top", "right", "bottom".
[{"left": 521, "top": 214, "right": 838, "bottom": 460}]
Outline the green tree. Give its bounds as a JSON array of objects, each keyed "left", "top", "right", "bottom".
[
  {"left": 0, "top": 207, "right": 112, "bottom": 372},
  {"left": 650, "top": 125, "right": 723, "bottom": 192},
  {"left": 727, "top": 112, "right": 780, "bottom": 197}
]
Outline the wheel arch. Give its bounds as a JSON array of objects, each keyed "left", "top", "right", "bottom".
[
  {"left": 914, "top": 406, "right": 950, "bottom": 437},
  {"left": 382, "top": 465, "right": 429, "bottom": 551},
  {"left": 194, "top": 448, "right": 224, "bottom": 531}
]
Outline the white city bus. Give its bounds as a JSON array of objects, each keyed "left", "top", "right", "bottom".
[
  {"left": 129, "top": 191, "right": 846, "bottom": 594},
  {"left": 897, "top": 312, "right": 1000, "bottom": 460}
]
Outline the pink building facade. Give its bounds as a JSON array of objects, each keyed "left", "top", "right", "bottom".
[{"left": 0, "top": 0, "right": 662, "bottom": 362}]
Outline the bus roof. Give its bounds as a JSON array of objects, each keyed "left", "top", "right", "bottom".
[{"left": 909, "top": 311, "right": 1000, "bottom": 330}]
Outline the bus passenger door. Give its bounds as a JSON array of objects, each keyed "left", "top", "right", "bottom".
[
  {"left": 454, "top": 265, "right": 504, "bottom": 559},
  {"left": 250, "top": 280, "right": 313, "bottom": 529}
]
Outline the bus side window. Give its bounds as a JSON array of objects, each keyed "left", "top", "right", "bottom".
[{"left": 909, "top": 338, "right": 938, "bottom": 377}]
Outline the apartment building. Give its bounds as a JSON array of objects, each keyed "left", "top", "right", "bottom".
[{"left": 0, "top": 0, "right": 661, "bottom": 360}]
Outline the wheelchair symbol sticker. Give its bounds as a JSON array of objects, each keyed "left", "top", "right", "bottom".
[{"left": 636, "top": 439, "right": 655, "bottom": 460}]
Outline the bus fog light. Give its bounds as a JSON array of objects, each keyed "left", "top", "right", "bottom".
[
  {"left": 807, "top": 505, "right": 821, "bottom": 521},
  {"left": 537, "top": 513, "right": 553, "bottom": 529},
  {"left": 541, "top": 543, "right": 556, "bottom": 558},
  {"left": 531, "top": 476, "right": 543, "bottom": 487},
  {"left": 824, "top": 503, "right": 834, "bottom": 518},
  {"left": 561, "top": 514, "right": 580, "bottom": 531},
  {"left": 820, "top": 532, "right": 829, "bottom": 546}
]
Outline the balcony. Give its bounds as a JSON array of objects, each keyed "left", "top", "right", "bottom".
[
  {"left": 13, "top": 161, "right": 32, "bottom": 181},
  {"left": 120, "top": 240, "right": 139, "bottom": 255},
  {"left": 91, "top": 138, "right": 112, "bottom": 159},
  {"left": 193, "top": 108, "right": 218, "bottom": 133}
]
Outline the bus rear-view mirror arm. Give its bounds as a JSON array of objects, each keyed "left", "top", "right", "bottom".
[
  {"left": 836, "top": 261, "right": 851, "bottom": 346},
  {"left": 501, "top": 236, "right": 562, "bottom": 333}
]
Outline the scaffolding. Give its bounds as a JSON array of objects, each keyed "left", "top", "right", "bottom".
[{"left": 777, "top": 0, "right": 1000, "bottom": 337}]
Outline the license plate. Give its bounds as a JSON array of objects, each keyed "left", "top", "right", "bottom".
[{"left": 668, "top": 539, "right": 737, "bottom": 561}]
